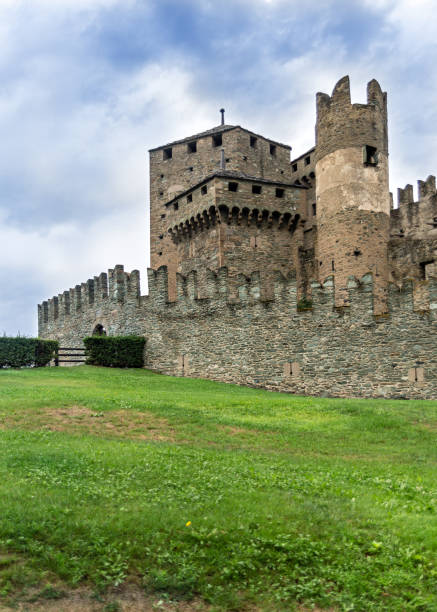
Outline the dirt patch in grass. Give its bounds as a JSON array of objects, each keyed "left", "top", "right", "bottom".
[
  {"left": 0, "top": 406, "right": 177, "bottom": 443},
  {"left": 413, "top": 420, "right": 437, "bottom": 432},
  {"left": 1, "top": 585, "right": 209, "bottom": 611}
]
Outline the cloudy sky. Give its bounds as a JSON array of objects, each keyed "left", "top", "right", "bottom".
[{"left": 1, "top": 0, "right": 436, "bottom": 335}]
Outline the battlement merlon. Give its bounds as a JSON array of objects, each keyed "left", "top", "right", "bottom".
[
  {"left": 315, "top": 75, "right": 388, "bottom": 163},
  {"left": 395, "top": 176, "right": 436, "bottom": 207}
]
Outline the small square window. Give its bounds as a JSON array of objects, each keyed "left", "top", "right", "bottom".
[
  {"left": 163, "top": 147, "right": 172, "bottom": 160},
  {"left": 159, "top": 191, "right": 164, "bottom": 196},
  {"left": 188, "top": 166, "right": 193, "bottom": 172},
  {"left": 275, "top": 188, "right": 284, "bottom": 198},
  {"left": 187, "top": 194, "right": 193, "bottom": 203},
  {"left": 201, "top": 185, "right": 207, "bottom": 195},
  {"left": 159, "top": 234, "right": 163, "bottom": 240},
  {"left": 304, "top": 155, "right": 311, "bottom": 165},
  {"left": 187, "top": 141, "right": 197, "bottom": 153},
  {"left": 250, "top": 136, "right": 257, "bottom": 148},
  {"left": 161, "top": 213, "right": 166, "bottom": 219},
  {"left": 364, "top": 145, "right": 378, "bottom": 165},
  {"left": 212, "top": 134, "right": 222, "bottom": 147},
  {"left": 270, "top": 144, "right": 276, "bottom": 156},
  {"left": 228, "top": 182, "right": 238, "bottom": 192},
  {"left": 252, "top": 185, "right": 262, "bottom": 194},
  {"left": 160, "top": 174, "right": 164, "bottom": 179},
  {"left": 292, "top": 163, "right": 298, "bottom": 172}
]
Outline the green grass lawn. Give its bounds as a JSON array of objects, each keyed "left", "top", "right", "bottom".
[{"left": 0, "top": 366, "right": 436, "bottom": 611}]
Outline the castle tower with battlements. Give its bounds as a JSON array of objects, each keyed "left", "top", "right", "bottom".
[
  {"left": 149, "top": 123, "right": 305, "bottom": 300},
  {"left": 315, "top": 76, "right": 390, "bottom": 314}
]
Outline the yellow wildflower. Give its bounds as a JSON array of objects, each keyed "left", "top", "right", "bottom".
[{"left": 185, "top": 521, "right": 192, "bottom": 527}]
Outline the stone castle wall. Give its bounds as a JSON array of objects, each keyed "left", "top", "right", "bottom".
[
  {"left": 389, "top": 175, "right": 437, "bottom": 283},
  {"left": 39, "top": 265, "right": 437, "bottom": 400}
]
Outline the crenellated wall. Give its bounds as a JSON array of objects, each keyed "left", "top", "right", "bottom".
[
  {"left": 39, "top": 265, "right": 437, "bottom": 400},
  {"left": 389, "top": 175, "right": 437, "bottom": 283}
]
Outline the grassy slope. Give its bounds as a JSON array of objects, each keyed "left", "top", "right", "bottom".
[{"left": 0, "top": 366, "right": 435, "bottom": 611}]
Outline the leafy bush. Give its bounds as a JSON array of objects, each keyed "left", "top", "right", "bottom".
[
  {"left": 83, "top": 336, "right": 145, "bottom": 368},
  {"left": 0, "top": 337, "right": 58, "bottom": 368}
]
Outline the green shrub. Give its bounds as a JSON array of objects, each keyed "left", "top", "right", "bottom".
[
  {"left": 0, "top": 337, "right": 58, "bottom": 368},
  {"left": 83, "top": 336, "right": 145, "bottom": 368},
  {"left": 35, "top": 340, "right": 59, "bottom": 367}
]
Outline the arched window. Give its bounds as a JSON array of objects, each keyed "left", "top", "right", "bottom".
[{"left": 92, "top": 324, "right": 106, "bottom": 336}]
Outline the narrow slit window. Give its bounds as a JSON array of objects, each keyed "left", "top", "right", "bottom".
[
  {"left": 252, "top": 185, "right": 262, "bottom": 194},
  {"left": 292, "top": 163, "right": 298, "bottom": 172},
  {"left": 228, "top": 182, "right": 238, "bottom": 192},
  {"left": 212, "top": 134, "right": 222, "bottom": 147},
  {"left": 201, "top": 185, "right": 207, "bottom": 195},
  {"left": 304, "top": 155, "right": 311, "bottom": 165},
  {"left": 250, "top": 135, "right": 257, "bottom": 148},
  {"left": 364, "top": 145, "right": 378, "bottom": 165},
  {"left": 312, "top": 203, "right": 316, "bottom": 216},
  {"left": 187, "top": 194, "right": 193, "bottom": 203},
  {"left": 275, "top": 188, "right": 284, "bottom": 198},
  {"left": 332, "top": 260, "right": 335, "bottom": 271},
  {"left": 187, "top": 141, "right": 197, "bottom": 153},
  {"left": 174, "top": 202, "right": 179, "bottom": 211},
  {"left": 270, "top": 144, "right": 276, "bottom": 156},
  {"left": 163, "top": 147, "right": 172, "bottom": 160}
]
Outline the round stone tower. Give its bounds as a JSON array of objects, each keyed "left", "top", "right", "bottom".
[{"left": 315, "top": 76, "right": 390, "bottom": 314}]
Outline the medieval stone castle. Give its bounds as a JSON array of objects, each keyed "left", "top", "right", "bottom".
[{"left": 38, "top": 76, "right": 437, "bottom": 399}]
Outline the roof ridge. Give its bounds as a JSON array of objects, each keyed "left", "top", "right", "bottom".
[
  {"left": 164, "top": 171, "right": 306, "bottom": 207},
  {"left": 149, "top": 125, "right": 292, "bottom": 152}
]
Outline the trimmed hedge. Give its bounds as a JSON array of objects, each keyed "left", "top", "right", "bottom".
[
  {"left": 0, "top": 337, "right": 59, "bottom": 368},
  {"left": 83, "top": 336, "right": 145, "bottom": 368}
]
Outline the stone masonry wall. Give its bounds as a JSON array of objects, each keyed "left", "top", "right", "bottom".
[
  {"left": 39, "top": 265, "right": 437, "bottom": 400},
  {"left": 389, "top": 175, "right": 437, "bottom": 283}
]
